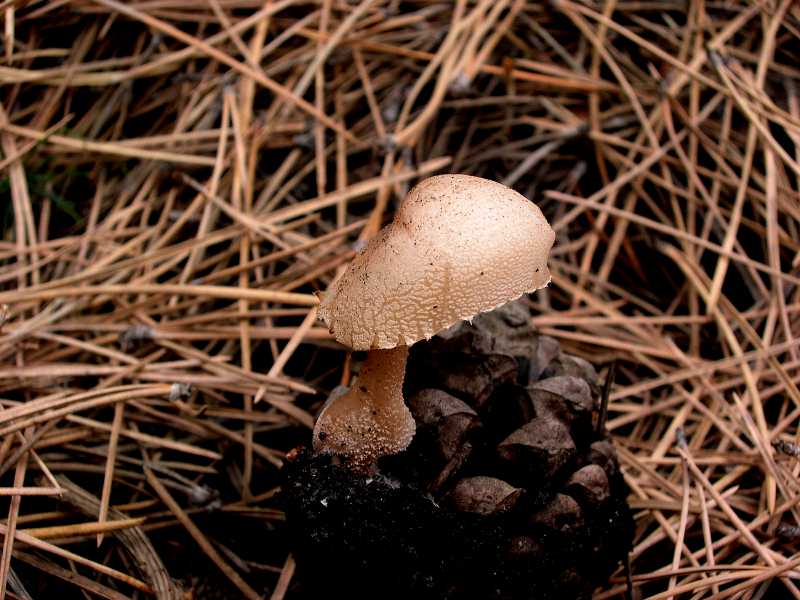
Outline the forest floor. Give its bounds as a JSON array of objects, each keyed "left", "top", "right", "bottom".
[{"left": 1, "top": 1, "right": 800, "bottom": 598}]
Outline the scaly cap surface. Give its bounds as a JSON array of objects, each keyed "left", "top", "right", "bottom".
[{"left": 319, "top": 174, "right": 554, "bottom": 350}]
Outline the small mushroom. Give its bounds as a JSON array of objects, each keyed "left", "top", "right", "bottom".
[{"left": 314, "top": 174, "right": 555, "bottom": 469}]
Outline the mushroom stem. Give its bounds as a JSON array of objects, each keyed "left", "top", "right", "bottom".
[{"left": 313, "top": 345, "right": 416, "bottom": 469}]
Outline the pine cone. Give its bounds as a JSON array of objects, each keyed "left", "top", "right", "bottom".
[{"left": 283, "top": 300, "right": 633, "bottom": 599}]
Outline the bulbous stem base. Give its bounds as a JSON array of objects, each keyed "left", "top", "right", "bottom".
[{"left": 312, "top": 346, "right": 415, "bottom": 470}]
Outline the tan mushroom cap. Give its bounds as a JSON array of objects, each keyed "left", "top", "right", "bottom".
[{"left": 319, "top": 174, "right": 555, "bottom": 350}]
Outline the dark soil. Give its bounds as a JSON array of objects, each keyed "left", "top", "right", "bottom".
[{"left": 282, "top": 301, "right": 634, "bottom": 599}]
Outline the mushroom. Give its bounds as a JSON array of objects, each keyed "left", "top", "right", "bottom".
[{"left": 314, "top": 174, "right": 555, "bottom": 469}]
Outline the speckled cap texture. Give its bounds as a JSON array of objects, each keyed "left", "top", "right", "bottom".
[{"left": 318, "top": 174, "right": 555, "bottom": 350}]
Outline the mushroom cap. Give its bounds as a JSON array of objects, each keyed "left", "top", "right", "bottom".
[{"left": 319, "top": 174, "right": 555, "bottom": 351}]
